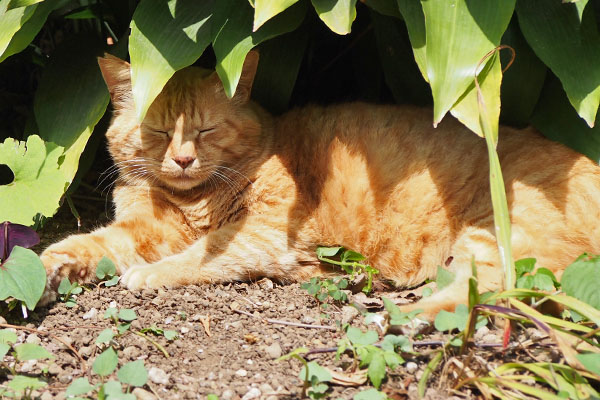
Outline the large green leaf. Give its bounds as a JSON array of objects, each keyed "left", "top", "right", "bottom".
[
  {"left": 0, "top": 135, "right": 66, "bottom": 226},
  {"left": 0, "top": 0, "right": 67, "bottom": 63},
  {"left": 0, "top": 0, "right": 36, "bottom": 59},
  {"left": 420, "top": 0, "right": 514, "bottom": 126},
  {"left": 561, "top": 254, "right": 600, "bottom": 310},
  {"left": 252, "top": 23, "right": 308, "bottom": 113},
  {"left": 516, "top": 0, "right": 600, "bottom": 128},
  {"left": 499, "top": 18, "right": 547, "bottom": 127},
  {"left": 531, "top": 77, "right": 600, "bottom": 163},
  {"left": 212, "top": 0, "right": 306, "bottom": 98},
  {"left": 129, "top": 0, "right": 214, "bottom": 121},
  {"left": 450, "top": 54, "right": 502, "bottom": 139},
  {"left": 7, "top": 0, "right": 43, "bottom": 9},
  {"left": 253, "top": 0, "right": 299, "bottom": 31},
  {"left": 0, "top": 246, "right": 46, "bottom": 310},
  {"left": 311, "top": 0, "right": 357, "bottom": 35},
  {"left": 34, "top": 35, "right": 109, "bottom": 187},
  {"left": 371, "top": 9, "right": 430, "bottom": 105},
  {"left": 396, "top": 0, "right": 427, "bottom": 80}
]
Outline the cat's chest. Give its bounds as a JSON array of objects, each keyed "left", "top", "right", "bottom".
[{"left": 170, "top": 193, "right": 247, "bottom": 234}]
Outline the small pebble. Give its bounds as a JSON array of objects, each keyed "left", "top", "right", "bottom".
[
  {"left": 82, "top": 308, "right": 98, "bottom": 320},
  {"left": 109, "top": 301, "right": 117, "bottom": 308},
  {"left": 405, "top": 361, "right": 418, "bottom": 374},
  {"left": 340, "top": 306, "right": 360, "bottom": 324},
  {"left": 164, "top": 317, "right": 173, "bottom": 325},
  {"left": 180, "top": 326, "right": 190, "bottom": 334},
  {"left": 20, "top": 360, "right": 36, "bottom": 373},
  {"left": 25, "top": 334, "right": 41, "bottom": 345},
  {"left": 132, "top": 388, "right": 157, "bottom": 400},
  {"left": 221, "top": 389, "right": 235, "bottom": 400},
  {"left": 40, "top": 392, "right": 53, "bottom": 400},
  {"left": 148, "top": 367, "right": 170, "bottom": 384},
  {"left": 48, "top": 363, "right": 63, "bottom": 375},
  {"left": 235, "top": 368, "right": 248, "bottom": 377},
  {"left": 241, "top": 388, "right": 261, "bottom": 400},
  {"left": 264, "top": 342, "right": 282, "bottom": 359}
]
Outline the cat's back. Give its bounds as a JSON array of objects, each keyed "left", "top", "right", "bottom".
[{"left": 267, "top": 102, "right": 600, "bottom": 281}]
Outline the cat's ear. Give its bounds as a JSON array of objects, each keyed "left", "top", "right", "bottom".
[
  {"left": 234, "top": 50, "right": 259, "bottom": 103},
  {"left": 97, "top": 54, "right": 132, "bottom": 106}
]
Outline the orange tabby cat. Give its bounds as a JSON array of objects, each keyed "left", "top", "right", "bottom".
[{"left": 41, "top": 51, "right": 600, "bottom": 319}]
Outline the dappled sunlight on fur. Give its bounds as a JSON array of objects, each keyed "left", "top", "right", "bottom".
[{"left": 41, "top": 52, "right": 600, "bottom": 320}]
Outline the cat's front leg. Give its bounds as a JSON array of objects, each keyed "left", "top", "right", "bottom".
[
  {"left": 41, "top": 216, "right": 193, "bottom": 300},
  {"left": 121, "top": 217, "right": 322, "bottom": 289}
]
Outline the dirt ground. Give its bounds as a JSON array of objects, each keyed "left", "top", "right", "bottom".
[{"left": 2, "top": 192, "right": 548, "bottom": 400}]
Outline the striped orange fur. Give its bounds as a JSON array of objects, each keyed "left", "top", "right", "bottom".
[{"left": 41, "top": 52, "right": 600, "bottom": 319}]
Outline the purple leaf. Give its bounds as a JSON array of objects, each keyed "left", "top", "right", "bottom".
[{"left": 1, "top": 221, "right": 40, "bottom": 262}]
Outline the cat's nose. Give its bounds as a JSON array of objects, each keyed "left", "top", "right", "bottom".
[{"left": 172, "top": 156, "right": 195, "bottom": 169}]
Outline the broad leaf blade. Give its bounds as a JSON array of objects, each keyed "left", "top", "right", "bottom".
[
  {"left": 311, "top": 0, "right": 357, "bottom": 35},
  {"left": 253, "top": 0, "right": 299, "bottom": 31},
  {"left": 117, "top": 360, "right": 148, "bottom": 387},
  {"left": 93, "top": 347, "right": 118, "bottom": 377},
  {"left": 421, "top": 0, "right": 514, "bottom": 126},
  {"left": 0, "top": 136, "right": 66, "bottom": 226},
  {"left": 34, "top": 35, "right": 110, "bottom": 187},
  {"left": 396, "top": 0, "right": 427, "bottom": 81},
  {"left": 531, "top": 77, "right": 600, "bottom": 163},
  {"left": 0, "top": 246, "right": 46, "bottom": 310},
  {"left": 516, "top": 0, "right": 600, "bottom": 127},
  {"left": 0, "top": 0, "right": 36, "bottom": 60},
  {"left": 252, "top": 23, "right": 309, "bottom": 113},
  {"left": 213, "top": 0, "right": 306, "bottom": 98},
  {"left": 0, "top": 0, "right": 67, "bottom": 63},
  {"left": 450, "top": 54, "right": 502, "bottom": 138},
  {"left": 7, "top": 0, "right": 43, "bottom": 9},
  {"left": 129, "top": 0, "right": 214, "bottom": 122},
  {"left": 499, "top": 18, "right": 547, "bottom": 127}
]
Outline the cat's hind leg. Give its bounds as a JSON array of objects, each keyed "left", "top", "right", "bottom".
[{"left": 400, "top": 226, "right": 503, "bottom": 321}]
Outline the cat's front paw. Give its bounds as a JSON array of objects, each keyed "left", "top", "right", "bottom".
[
  {"left": 121, "top": 263, "right": 174, "bottom": 290},
  {"left": 40, "top": 243, "right": 98, "bottom": 293}
]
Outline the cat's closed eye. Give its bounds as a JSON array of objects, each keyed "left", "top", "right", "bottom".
[{"left": 198, "top": 127, "right": 215, "bottom": 136}]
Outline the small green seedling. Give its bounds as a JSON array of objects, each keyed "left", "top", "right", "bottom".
[
  {"left": 515, "top": 258, "right": 559, "bottom": 292},
  {"left": 301, "top": 276, "right": 348, "bottom": 308},
  {"left": 0, "top": 329, "right": 54, "bottom": 399},
  {"left": 278, "top": 347, "right": 332, "bottom": 398},
  {"left": 57, "top": 278, "right": 83, "bottom": 308},
  {"left": 336, "top": 326, "right": 407, "bottom": 389},
  {"left": 316, "top": 247, "right": 379, "bottom": 293},
  {"left": 96, "top": 256, "right": 119, "bottom": 287},
  {"left": 66, "top": 352, "right": 148, "bottom": 399},
  {"left": 140, "top": 325, "right": 178, "bottom": 341}
]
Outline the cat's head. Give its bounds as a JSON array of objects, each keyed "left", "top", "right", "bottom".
[{"left": 97, "top": 52, "right": 262, "bottom": 191}]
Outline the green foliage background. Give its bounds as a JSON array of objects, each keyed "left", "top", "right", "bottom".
[{"left": 1, "top": 0, "right": 599, "bottom": 234}]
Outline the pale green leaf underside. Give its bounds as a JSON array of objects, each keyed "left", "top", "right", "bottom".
[
  {"left": 129, "top": 0, "right": 214, "bottom": 122},
  {"left": 0, "top": 135, "right": 66, "bottom": 226},
  {"left": 213, "top": 0, "right": 306, "bottom": 98},
  {"left": 7, "top": 0, "right": 43, "bottom": 9},
  {"left": 0, "top": 0, "right": 66, "bottom": 63},
  {"left": 450, "top": 54, "right": 502, "bottom": 139},
  {"left": 311, "top": 0, "right": 357, "bottom": 35},
  {"left": 34, "top": 36, "right": 110, "bottom": 187},
  {"left": 517, "top": 0, "right": 600, "bottom": 127},
  {"left": 421, "top": 0, "right": 514, "bottom": 126},
  {"left": 253, "top": 0, "right": 299, "bottom": 31},
  {"left": 0, "top": 0, "right": 36, "bottom": 59}
]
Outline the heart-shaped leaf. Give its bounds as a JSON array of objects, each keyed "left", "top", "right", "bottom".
[{"left": 0, "top": 246, "right": 46, "bottom": 310}]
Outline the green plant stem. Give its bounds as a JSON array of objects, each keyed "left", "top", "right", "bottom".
[
  {"left": 418, "top": 350, "right": 443, "bottom": 399},
  {"left": 132, "top": 331, "right": 170, "bottom": 358}
]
